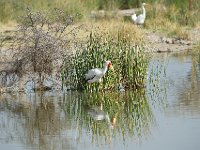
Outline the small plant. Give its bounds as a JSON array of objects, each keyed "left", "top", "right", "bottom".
[{"left": 63, "top": 31, "right": 148, "bottom": 92}]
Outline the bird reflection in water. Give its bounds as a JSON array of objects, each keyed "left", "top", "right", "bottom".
[
  {"left": 87, "top": 103, "right": 117, "bottom": 129},
  {"left": 87, "top": 103, "right": 118, "bottom": 144}
]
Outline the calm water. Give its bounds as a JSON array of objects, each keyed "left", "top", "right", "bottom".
[{"left": 0, "top": 53, "right": 200, "bottom": 150}]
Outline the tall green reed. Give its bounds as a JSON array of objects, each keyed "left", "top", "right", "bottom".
[{"left": 63, "top": 31, "right": 148, "bottom": 92}]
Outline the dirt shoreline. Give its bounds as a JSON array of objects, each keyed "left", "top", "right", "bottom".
[{"left": 144, "top": 28, "right": 200, "bottom": 53}]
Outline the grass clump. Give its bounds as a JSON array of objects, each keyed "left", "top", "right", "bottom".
[
  {"left": 62, "top": 29, "right": 148, "bottom": 92},
  {"left": 145, "top": 4, "right": 191, "bottom": 39},
  {"left": 145, "top": 1, "right": 200, "bottom": 39}
]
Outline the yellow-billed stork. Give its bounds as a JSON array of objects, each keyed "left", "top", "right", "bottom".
[{"left": 85, "top": 60, "right": 114, "bottom": 83}]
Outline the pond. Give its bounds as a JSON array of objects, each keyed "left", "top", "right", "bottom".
[{"left": 0, "top": 52, "right": 200, "bottom": 150}]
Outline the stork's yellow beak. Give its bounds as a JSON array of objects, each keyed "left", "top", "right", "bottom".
[{"left": 109, "top": 65, "right": 114, "bottom": 71}]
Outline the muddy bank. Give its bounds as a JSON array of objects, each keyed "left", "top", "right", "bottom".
[{"left": 144, "top": 28, "right": 200, "bottom": 53}]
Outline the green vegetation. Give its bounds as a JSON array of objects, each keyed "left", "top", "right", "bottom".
[
  {"left": 1, "top": 0, "right": 200, "bottom": 26},
  {"left": 0, "top": 0, "right": 91, "bottom": 23},
  {"left": 1, "top": 0, "right": 199, "bottom": 92},
  {"left": 0, "top": 0, "right": 199, "bottom": 42},
  {"left": 62, "top": 29, "right": 147, "bottom": 92}
]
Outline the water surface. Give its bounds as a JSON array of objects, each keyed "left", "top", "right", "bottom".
[{"left": 0, "top": 52, "right": 200, "bottom": 150}]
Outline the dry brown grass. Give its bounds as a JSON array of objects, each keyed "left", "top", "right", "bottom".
[
  {"left": 145, "top": 4, "right": 191, "bottom": 40},
  {"left": 84, "top": 19, "right": 144, "bottom": 45},
  {"left": 194, "top": 22, "right": 200, "bottom": 29},
  {"left": 170, "top": 26, "right": 190, "bottom": 40},
  {"left": 0, "top": 21, "right": 16, "bottom": 32}
]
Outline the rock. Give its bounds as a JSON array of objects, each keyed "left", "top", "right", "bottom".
[
  {"left": 173, "top": 39, "right": 180, "bottom": 44},
  {"left": 165, "top": 38, "right": 173, "bottom": 44},
  {"left": 173, "top": 39, "right": 191, "bottom": 45},
  {"left": 161, "top": 37, "right": 173, "bottom": 44},
  {"left": 161, "top": 37, "right": 166, "bottom": 43},
  {"left": 179, "top": 40, "right": 191, "bottom": 45}
]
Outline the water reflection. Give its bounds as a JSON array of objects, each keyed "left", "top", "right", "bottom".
[
  {"left": 0, "top": 92, "right": 74, "bottom": 150},
  {"left": 63, "top": 90, "right": 155, "bottom": 145},
  {"left": 1, "top": 52, "right": 200, "bottom": 150},
  {"left": 150, "top": 52, "right": 200, "bottom": 117},
  {"left": 173, "top": 53, "right": 200, "bottom": 116},
  {"left": 0, "top": 88, "right": 156, "bottom": 149}
]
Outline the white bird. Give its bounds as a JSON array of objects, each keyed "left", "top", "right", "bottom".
[
  {"left": 85, "top": 60, "right": 114, "bottom": 83},
  {"left": 131, "top": 3, "right": 147, "bottom": 25}
]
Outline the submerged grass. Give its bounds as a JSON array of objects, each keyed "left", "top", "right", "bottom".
[{"left": 62, "top": 29, "right": 148, "bottom": 92}]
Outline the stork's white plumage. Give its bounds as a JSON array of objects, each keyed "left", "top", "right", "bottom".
[
  {"left": 131, "top": 3, "right": 147, "bottom": 25},
  {"left": 85, "top": 60, "right": 113, "bottom": 83}
]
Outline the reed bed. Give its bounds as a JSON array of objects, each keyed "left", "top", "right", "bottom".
[{"left": 62, "top": 29, "right": 148, "bottom": 92}]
